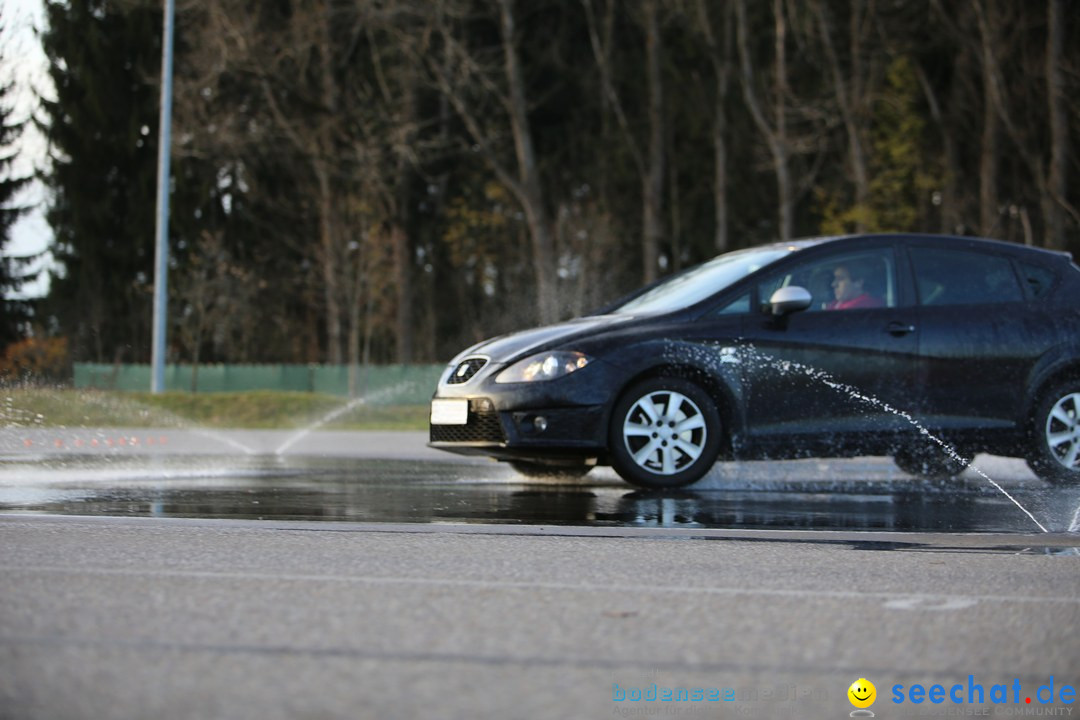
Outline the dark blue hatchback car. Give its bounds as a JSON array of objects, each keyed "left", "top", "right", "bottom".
[{"left": 430, "top": 234, "right": 1080, "bottom": 489}]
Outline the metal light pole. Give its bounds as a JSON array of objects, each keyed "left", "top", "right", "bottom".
[{"left": 151, "top": 0, "right": 175, "bottom": 393}]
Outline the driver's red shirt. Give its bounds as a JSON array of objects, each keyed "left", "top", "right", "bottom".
[{"left": 826, "top": 293, "right": 884, "bottom": 310}]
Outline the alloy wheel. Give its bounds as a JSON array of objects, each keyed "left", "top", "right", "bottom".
[
  {"left": 622, "top": 390, "right": 709, "bottom": 476},
  {"left": 1044, "top": 392, "right": 1080, "bottom": 471}
]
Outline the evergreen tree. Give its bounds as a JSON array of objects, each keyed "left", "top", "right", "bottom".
[
  {"left": 0, "top": 11, "right": 34, "bottom": 348},
  {"left": 39, "top": 0, "right": 161, "bottom": 363}
]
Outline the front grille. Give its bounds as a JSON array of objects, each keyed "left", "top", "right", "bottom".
[
  {"left": 447, "top": 357, "right": 488, "bottom": 385},
  {"left": 430, "top": 411, "right": 506, "bottom": 444}
]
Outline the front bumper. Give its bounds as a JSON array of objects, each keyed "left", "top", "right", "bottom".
[
  {"left": 428, "top": 358, "right": 614, "bottom": 463},
  {"left": 429, "top": 402, "right": 608, "bottom": 462}
]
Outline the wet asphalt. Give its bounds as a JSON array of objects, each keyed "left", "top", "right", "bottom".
[{"left": 0, "top": 429, "right": 1078, "bottom": 535}]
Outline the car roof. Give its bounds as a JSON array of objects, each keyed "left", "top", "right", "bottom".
[{"left": 784, "top": 233, "right": 1073, "bottom": 263}]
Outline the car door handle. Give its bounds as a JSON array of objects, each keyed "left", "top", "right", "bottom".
[{"left": 887, "top": 321, "right": 916, "bottom": 336}]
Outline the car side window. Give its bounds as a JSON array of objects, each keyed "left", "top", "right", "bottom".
[
  {"left": 910, "top": 248, "right": 1023, "bottom": 306},
  {"left": 757, "top": 249, "right": 897, "bottom": 312},
  {"left": 714, "top": 293, "right": 751, "bottom": 315}
]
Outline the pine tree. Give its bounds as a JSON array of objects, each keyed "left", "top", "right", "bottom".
[
  {"left": 0, "top": 11, "right": 34, "bottom": 348},
  {"left": 39, "top": 0, "right": 161, "bottom": 363}
]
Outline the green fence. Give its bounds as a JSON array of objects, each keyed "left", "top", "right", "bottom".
[{"left": 73, "top": 363, "right": 446, "bottom": 404}]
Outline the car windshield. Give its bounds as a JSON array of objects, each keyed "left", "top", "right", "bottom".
[{"left": 612, "top": 246, "right": 796, "bottom": 314}]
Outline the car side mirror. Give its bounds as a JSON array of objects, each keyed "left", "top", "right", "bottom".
[{"left": 768, "top": 286, "right": 813, "bottom": 316}]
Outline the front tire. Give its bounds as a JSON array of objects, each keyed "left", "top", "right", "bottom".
[
  {"left": 609, "top": 377, "right": 722, "bottom": 489},
  {"left": 1027, "top": 381, "right": 1080, "bottom": 485}
]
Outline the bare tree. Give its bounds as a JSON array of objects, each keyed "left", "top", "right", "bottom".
[
  {"left": 812, "top": 0, "right": 875, "bottom": 230},
  {"left": 175, "top": 0, "right": 434, "bottom": 364},
  {"left": 360, "top": 10, "right": 431, "bottom": 364},
  {"left": 174, "top": 230, "right": 253, "bottom": 391},
  {"left": 735, "top": 0, "right": 794, "bottom": 240},
  {"left": 693, "top": 0, "right": 734, "bottom": 253},
  {"left": 582, "top": 0, "right": 667, "bottom": 282},
  {"left": 974, "top": 0, "right": 1002, "bottom": 236},
  {"left": 262, "top": 0, "right": 350, "bottom": 363},
  {"left": 641, "top": 0, "right": 665, "bottom": 283},
  {"left": 973, "top": 0, "right": 1080, "bottom": 245},
  {"left": 174, "top": 0, "right": 356, "bottom": 364},
  {"left": 911, "top": 59, "right": 962, "bottom": 235},
  {"left": 429, "top": 0, "right": 559, "bottom": 323},
  {"left": 1045, "top": 0, "right": 1070, "bottom": 250}
]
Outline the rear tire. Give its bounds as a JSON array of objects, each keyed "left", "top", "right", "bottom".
[
  {"left": 893, "top": 446, "right": 971, "bottom": 479},
  {"left": 609, "top": 377, "right": 722, "bottom": 489},
  {"left": 1027, "top": 381, "right": 1080, "bottom": 485}
]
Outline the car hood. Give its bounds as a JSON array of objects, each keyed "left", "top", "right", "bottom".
[{"left": 465, "top": 314, "right": 639, "bottom": 363}]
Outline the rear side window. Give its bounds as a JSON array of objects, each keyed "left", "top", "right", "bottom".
[
  {"left": 1016, "top": 261, "right": 1056, "bottom": 299},
  {"left": 910, "top": 247, "right": 1024, "bottom": 306}
]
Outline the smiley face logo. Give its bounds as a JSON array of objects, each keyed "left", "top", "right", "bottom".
[{"left": 848, "top": 678, "right": 876, "bottom": 709}]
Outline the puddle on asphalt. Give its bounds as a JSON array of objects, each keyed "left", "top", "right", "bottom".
[{"left": 1, "top": 455, "right": 1079, "bottom": 535}]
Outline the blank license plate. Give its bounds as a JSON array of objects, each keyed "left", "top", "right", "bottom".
[{"left": 430, "top": 399, "right": 469, "bottom": 425}]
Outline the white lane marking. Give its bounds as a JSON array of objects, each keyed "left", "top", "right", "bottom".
[{"left": 883, "top": 597, "right": 980, "bottom": 611}]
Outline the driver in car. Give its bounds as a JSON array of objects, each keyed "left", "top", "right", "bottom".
[{"left": 826, "top": 263, "right": 884, "bottom": 310}]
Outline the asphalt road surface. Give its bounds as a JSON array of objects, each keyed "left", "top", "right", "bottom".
[{"left": 1, "top": 429, "right": 1078, "bottom": 719}]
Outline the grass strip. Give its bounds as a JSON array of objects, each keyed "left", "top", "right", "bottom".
[{"left": 0, "top": 388, "right": 430, "bottom": 431}]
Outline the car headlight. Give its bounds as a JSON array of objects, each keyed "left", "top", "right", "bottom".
[{"left": 495, "top": 351, "right": 592, "bottom": 383}]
